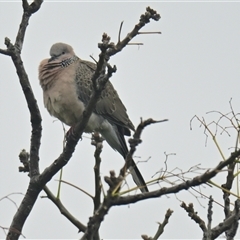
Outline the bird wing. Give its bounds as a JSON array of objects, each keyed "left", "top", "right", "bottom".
[
  {"left": 75, "top": 59, "right": 135, "bottom": 134},
  {"left": 75, "top": 59, "right": 148, "bottom": 192}
]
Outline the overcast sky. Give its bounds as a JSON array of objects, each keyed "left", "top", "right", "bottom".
[{"left": 1, "top": 1, "right": 240, "bottom": 239}]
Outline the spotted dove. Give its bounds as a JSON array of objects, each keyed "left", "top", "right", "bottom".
[{"left": 38, "top": 42, "right": 148, "bottom": 192}]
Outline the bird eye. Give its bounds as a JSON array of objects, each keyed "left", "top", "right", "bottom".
[{"left": 62, "top": 51, "right": 65, "bottom": 54}]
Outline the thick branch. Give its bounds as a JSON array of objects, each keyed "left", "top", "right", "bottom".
[
  {"left": 222, "top": 161, "right": 236, "bottom": 219},
  {"left": 4, "top": 1, "right": 43, "bottom": 239},
  {"left": 211, "top": 199, "right": 240, "bottom": 239},
  {"left": 80, "top": 190, "right": 114, "bottom": 240}
]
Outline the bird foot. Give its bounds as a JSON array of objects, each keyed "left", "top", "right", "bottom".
[{"left": 65, "top": 126, "right": 82, "bottom": 142}]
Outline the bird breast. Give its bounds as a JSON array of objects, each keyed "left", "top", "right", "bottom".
[
  {"left": 42, "top": 63, "right": 85, "bottom": 126},
  {"left": 40, "top": 60, "right": 108, "bottom": 133}
]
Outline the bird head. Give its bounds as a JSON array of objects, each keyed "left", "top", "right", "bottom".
[{"left": 48, "top": 42, "right": 75, "bottom": 62}]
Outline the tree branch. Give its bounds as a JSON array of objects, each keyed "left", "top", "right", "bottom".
[
  {"left": 91, "top": 132, "right": 103, "bottom": 240},
  {"left": 142, "top": 209, "right": 173, "bottom": 240},
  {"left": 80, "top": 186, "right": 115, "bottom": 240},
  {"left": 91, "top": 132, "right": 103, "bottom": 212},
  {"left": 42, "top": 186, "right": 87, "bottom": 233},
  {"left": 108, "top": 6, "right": 160, "bottom": 56},
  {"left": 181, "top": 202, "right": 207, "bottom": 233},
  {"left": 211, "top": 199, "right": 240, "bottom": 239},
  {"left": 3, "top": 1, "right": 43, "bottom": 239},
  {"left": 112, "top": 149, "right": 240, "bottom": 205}
]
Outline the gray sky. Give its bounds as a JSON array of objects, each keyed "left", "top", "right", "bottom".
[{"left": 1, "top": 1, "right": 240, "bottom": 239}]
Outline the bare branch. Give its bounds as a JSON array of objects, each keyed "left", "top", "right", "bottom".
[
  {"left": 0, "top": 193, "right": 24, "bottom": 209},
  {"left": 108, "top": 6, "right": 161, "bottom": 56},
  {"left": 203, "top": 196, "right": 214, "bottom": 239},
  {"left": 57, "top": 180, "right": 94, "bottom": 200},
  {"left": 181, "top": 202, "right": 207, "bottom": 233},
  {"left": 3, "top": 2, "right": 43, "bottom": 238},
  {"left": 153, "top": 209, "right": 173, "bottom": 239},
  {"left": 112, "top": 149, "right": 240, "bottom": 205},
  {"left": 211, "top": 199, "right": 240, "bottom": 239},
  {"left": 127, "top": 43, "right": 144, "bottom": 46},
  {"left": 138, "top": 31, "right": 161, "bottom": 34},
  {"left": 80, "top": 183, "right": 115, "bottom": 240},
  {"left": 221, "top": 143, "right": 237, "bottom": 221},
  {"left": 0, "top": 48, "right": 10, "bottom": 56},
  {"left": 18, "top": 149, "right": 29, "bottom": 172},
  {"left": 91, "top": 132, "right": 104, "bottom": 212},
  {"left": 118, "top": 21, "right": 124, "bottom": 43},
  {"left": 42, "top": 186, "right": 87, "bottom": 233},
  {"left": 91, "top": 133, "right": 104, "bottom": 240},
  {"left": 15, "top": 0, "right": 43, "bottom": 53}
]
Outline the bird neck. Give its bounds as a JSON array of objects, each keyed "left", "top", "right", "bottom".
[{"left": 61, "top": 55, "right": 79, "bottom": 68}]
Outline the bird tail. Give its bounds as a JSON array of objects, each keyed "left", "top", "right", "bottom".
[
  {"left": 115, "top": 125, "right": 149, "bottom": 193},
  {"left": 100, "top": 124, "right": 149, "bottom": 193},
  {"left": 128, "top": 160, "right": 149, "bottom": 193}
]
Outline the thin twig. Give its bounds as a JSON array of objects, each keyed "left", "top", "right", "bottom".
[
  {"left": 138, "top": 31, "right": 161, "bottom": 34},
  {"left": 56, "top": 180, "right": 94, "bottom": 199},
  {"left": 118, "top": 21, "right": 124, "bottom": 43}
]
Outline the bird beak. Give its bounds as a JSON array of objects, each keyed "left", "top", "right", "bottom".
[{"left": 48, "top": 56, "right": 55, "bottom": 62}]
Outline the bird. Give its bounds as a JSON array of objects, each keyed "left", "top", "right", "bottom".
[{"left": 38, "top": 42, "right": 148, "bottom": 193}]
